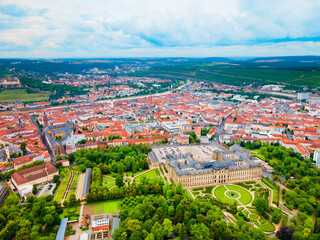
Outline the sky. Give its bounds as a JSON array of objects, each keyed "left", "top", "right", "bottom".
[{"left": 0, "top": 0, "right": 320, "bottom": 58}]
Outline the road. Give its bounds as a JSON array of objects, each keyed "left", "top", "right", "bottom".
[{"left": 30, "top": 115, "right": 54, "bottom": 161}]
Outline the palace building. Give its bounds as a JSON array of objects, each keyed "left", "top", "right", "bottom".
[{"left": 163, "top": 144, "right": 262, "bottom": 187}]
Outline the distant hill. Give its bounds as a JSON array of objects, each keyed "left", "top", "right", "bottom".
[{"left": 248, "top": 56, "right": 320, "bottom": 62}]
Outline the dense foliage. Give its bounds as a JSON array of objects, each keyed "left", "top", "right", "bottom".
[
  {"left": 20, "top": 77, "right": 88, "bottom": 99},
  {"left": 244, "top": 141, "right": 320, "bottom": 239},
  {"left": 86, "top": 176, "right": 163, "bottom": 203},
  {"left": 70, "top": 145, "right": 152, "bottom": 174},
  {"left": 0, "top": 195, "right": 61, "bottom": 240},
  {"left": 112, "top": 182, "right": 268, "bottom": 240}
]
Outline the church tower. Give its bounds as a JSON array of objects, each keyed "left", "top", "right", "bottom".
[{"left": 43, "top": 112, "right": 48, "bottom": 127}]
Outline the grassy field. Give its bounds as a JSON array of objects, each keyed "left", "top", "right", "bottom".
[
  {"left": 227, "top": 185, "right": 252, "bottom": 205},
  {"left": 0, "top": 89, "right": 50, "bottom": 103},
  {"left": 204, "top": 186, "right": 215, "bottom": 194},
  {"left": 261, "top": 178, "right": 280, "bottom": 205},
  {"left": 253, "top": 214, "right": 276, "bottom": 232},
  {"left": 54, "top": 167, "right": 71, "bottom": 203},
  {"left": 214, "top": 186, "right": 239, "bottom": 206},
  {"left": 59, "top": 205, "right": 81, "bottom": 219},
  {"left": 214, "top": 185, "right": 253, "bottom": 206},
  {"left": 86, "top": 199, "right": 122, "bottom": 214},
  {"left": 66, "top": 165, "right": 81, "bottom": 200},
  {"left": 125, "top": 169, "right": 149, "bottom": 177},
  {"left": 103, "top": 176, "right": 116, "bottom": 189},
  {"left": 190, "top": 186, "right": 215, "bottom": 199},
  {"left": 135, "top": 169, "right": 159, "bottom": 182}
]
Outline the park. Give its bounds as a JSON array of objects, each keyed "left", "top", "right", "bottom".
[{"left": 190, "top": 181, "right": 277, "bottom": 232}]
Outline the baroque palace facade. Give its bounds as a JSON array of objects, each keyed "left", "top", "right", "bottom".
[{"left": 161, "top": 144, "right": 262, "bottom": 187}]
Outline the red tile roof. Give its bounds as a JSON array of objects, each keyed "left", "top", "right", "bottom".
[{"left": 11, "top": 162, "right": 58, "bottom": 187}]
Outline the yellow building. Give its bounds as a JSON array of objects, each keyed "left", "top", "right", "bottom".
[{"left": 176, "top": 135, "right": 190, "bottom": 145}]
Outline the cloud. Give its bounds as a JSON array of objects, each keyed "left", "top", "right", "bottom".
[
  {"left": 0, "top": 0, "right": 319, "bottom": 57},
  {"left": 0, "top": 4, "right": 27, "bottom": 17}
]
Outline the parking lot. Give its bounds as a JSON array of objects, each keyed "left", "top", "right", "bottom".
[
  {"left": 153, "top": 145, "right": 219, "bottom": 163},
  {"left": 37, "top": 183, "right": 56, "bottom": 198}
]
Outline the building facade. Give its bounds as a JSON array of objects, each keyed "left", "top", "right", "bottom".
[
  {"left": 11, "top": 162, "right": 59, "bottom": 188},
  {"left": 176, "top": 135, "right": 189, "bottom": 145},
  {"left": 165, "top": 144, "right": 262, "bottom": 187}
]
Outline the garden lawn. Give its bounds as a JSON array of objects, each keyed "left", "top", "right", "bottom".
[
  {"left": 135, "top": 169, "right": 159, "bottom": 182},
  {"left": 204, "top": 186, "right": 215, "bottom": 194},
  {"left": 192, "top": 187, "right": 205, "bottom": 191},
  {"left": 59, "top": 183, "right": 68, "bottom": 192},
  {"left": 192, "top": 191, "right": 200, "bottom": 196},
  {"left": 242, "top": 209, "right": 249, "bottom": 217},
  {"left": 103, "top": 176, "right": 116, "bottom": 189},
  {"left": 256, "top": 220, "right": 276, "bottom": 232},
  {"left": 125, "top": 169, "right": 149, "bottom": 177},
  {"left": 251, "top": 153, "right": 266, "bottom": 161},
  {"left": 55, "top": 193, "right": 64, "bottom": 203},
  {"left": 214, "top": 186, "right": 239, "bottom": 206},
  {"left": 125, "top": 178, "right": 132, "bottom": 184},
  {"left": 53, "top": 167, "right": 71, "bottom": 203},
  {"left": 273, "top": 189, "right": 279, "bottom": 205},
  {"left": 59, "top": 206, "right": 81, "bottom": 219},
  {"left": 87, "top": 200, "right": 121, "bottom": 214},
  {"left": 249, "top": 213, "right": 259, "bottom": 221},
  {"left": 227, "top": 185, "right": 252, "bottom": 205}
]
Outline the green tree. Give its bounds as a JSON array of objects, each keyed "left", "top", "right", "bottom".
[
  {"left": 271, "top": 209, "right": 282, "bottom": 224},
  {"left": 175, "top": 223, "right": 187, "bottom": 238},
  {"left": 151, "top": 222, "right": 163, "bottom": 240},
  {"left": 163, "top": 218, "right": 173, "bottom": 238},
  {"left": 53, "top": 175, "right": 59, "bottom": 183},
  {"left": 0, "top": 214, "right": 6, "bottom": 229},
  {"left": 16, "top": 228, "right": 30, "bottom": 240},
  {"left": 116, "top": 173, "right": 124, "bottom": 187},
  {"left": 68, "top": 194, "right": 77, "bottom": 207},
  {"left": 32, "top": 185, "right": 38, "bottom": 195},
  {"left": 126, "top": 219, "right": 141, "bottom": 233},
  {"left": 276, "top": 226, "right": 294, "bottom": 240},
  {"left": 254, "top": 198, "right": 268, "bottom": 214},
  {"left": 20, "top": 142, "right": 27, "bottom": 153},
  {"left": 43, "top": 214, "right": 54, "bottom": 226},
  {"left": 176, "top": 182, "right": 183, "bottom": 195},
  {"left": 145, "top": 233, "right": 155, "bottom": 240},
  {"left": 190, "top": 223, "right": 210, "bottom": 240},
  {"left": 118, "top": 232, "right": 127, "bottom": 240},
  {"left": 168, "top": 206, "right": 175, "bottom": 216}
]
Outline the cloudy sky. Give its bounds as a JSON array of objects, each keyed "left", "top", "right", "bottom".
[{"left": 0, "top": 0, "right": 320, "bottom": 58}]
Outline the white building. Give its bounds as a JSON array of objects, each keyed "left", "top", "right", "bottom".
[
  {"left": 314, "top": 150, "right": 320, "bottom": 168},
  {"left": 66, "top": 135, "right": 86, "bottom": 147},
  {"left": 17, "top": 185, "right": 33, "bottom": 200},
  {"left": 297, "top": 92, "right": 310, "bottom": 101}
]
